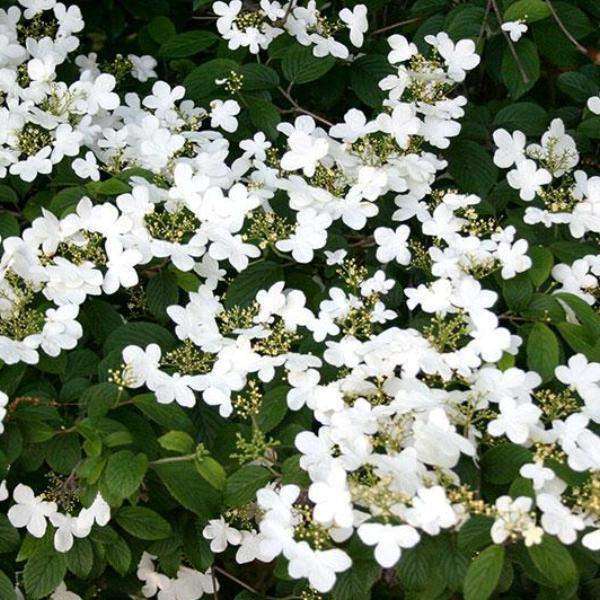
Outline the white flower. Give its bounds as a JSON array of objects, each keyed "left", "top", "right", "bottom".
[
  {"left": 329, "top": 109, "right": 377, "bottom": 142},
  {"left": 487, "top": 398, "right": 542, "bottom": 444},
  {"left": 425, "top": 32, "right": 480, "bottom": 82},
  {"left": 137, "top": 552, "right": 171, "bottom": 598},
  {"left": 339, "top": 4, "right": 368, "bottom": 48},
  {"left": 491, "top": 495, "right": 542, "bottom": 546},
  {"left": 374, "top": 225, "right": 411, "bottom": 264},
  {"left": 0, "top": 391, "right": 8, "bottom": 434},
  {"left": 413, "top": 408, "right": 475, "bottom": 468},
  {"left": 387, "top": 34, "right": 417, "bottom": 64},
  {"left": 143, "top": 81, "right": 185, "bottom": 113},
  {"left": 7, "top": 484, "right": 57, "bottom": 538},
  {"left": 588, "top": 95, "right": 600, "bottom": 115},
  {"left": 74, "top": 73, "right": 120, "bottom": 115},
  {"left": 495, "top": 238, "right": 532, "bottom": 279},
  {"left": 72, "top": 151, "right": 100, "bottom": 181},
  {"left": 501, "top": 20, "right": 528, "bottom": 42},
  {"left": 239, "top": 132, "right": 271, "bottom": 161},
  {"left": 202, "top": 517, "right": 242, "bottom": 552},
  {"left": 324, "top": 249, "right": 347, "bottom": 265},
  {"left": 555, "top": 354, "right": 600, "bottom": 405},
  {"left": 537, "top": 493, "right": 585, "bottom": 544},
  {"left": 519, "top": 462, "right": 555, "bottom": 491},
  {"left": 50, "top": 511, "right": 92, "bottom": 552},
  {"left": 358, "top": 522, "right": 420, "bottom": 568},
  {"left": 279, "top": 127, "right": 329, "bottom": 176},
  {"left": 376, "top": 103, "right": 421, "bottom": 149},
  {"left": 50, "top": 582, "right": 82, "bottom": 600},
  {"left": 308, "top": 466, "right": 353, "bottom": 528},
  {"left": 493, "top": 128, "right": 526, "bottom": 168},
  {"left": 103, "top": 238, "right": 143, "bottom": 294},
  {"left": 122, "top": 344, "right": 162, "bottom": 388},
  {"left": 209, "top": 99, "right": 240, "bottom": 132},
  {"left": 287, "top": 541, "right": 351, "bottom": 593},
  {"left": 78, "top": 493, "right": 111, "bottom": 529},
  {"left": 405, "top": 486, "right": 458, "bottom": 535},
  {"left": 468, "top": 309, "right": 512, "bottom": 362},
  {"left": 129, "top": 54, "right": 158, "bottom": 82},
  {"left": 507, "top": 159, "right": 552, "bottom": 200}
]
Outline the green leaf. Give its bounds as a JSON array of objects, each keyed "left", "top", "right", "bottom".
[
  {"left": 0, "top": 514, "right": 20, "bottom": 554},
  {"left": 350, "top": 55, "right": 394, "bottom": 107},
  {"left": 115, "top": 506, "right": 172, "bottom": 540},
  {"left": 225, "top": 465, "right": 272, "bottom": 507},
  {"left": 555, "top": 292, "right": 600, "bottom": 336},
  {"left": 0, "top": 213, "right": 19, "bottom": 238},
  {"left": 0, "top": 184, "right": 18, "bottom": 204},
  {"left": 504, "top": 0, "right": 551, "bottom": 22},
  {"left": 23, "top": 552, "right": 67, "bottom": 600},
  {"left": 133, "top": 393, "right": 195, "bottom": 434},
  {"left": 397, "top": 539, "right": 441, "bottom": 590},
  {"left": 463, "top": 545, "right": 505, "bottom": 600},
  {"left": 281, "top": 454, "right": 310, "bottom": 487},
  {"left": 527, "top": 323, "right": 559, "bottom": 382},
  {"left": 503, "top": 274, "right": 533, "bottom": 311},
  {"left": 86, "top": 177, "right": 130, "bottom": 196},
  {"left": 494, "top": 102, "right": 547, "bottom": 136},
  {"left": 158, "top": 430, "right": 195, "bottom": 454},
  {"left": 183, "top": 58, "right": 239, "bottom": 101},
  {"left": 105, "top": 531, "right": 132, "bottom": 575},
  {"left": 147, "top": 16, "right": 176, "bottom": 43},
  {"left": 46, "top": 433, "right": 81, "bottom": 474},
  {"left": 82, "top": 382, "right": 123, "bottom": 418},
  {"left": 458, "top": 515, "right": 494, "bottom": 555},
  {"left": 332, "top": 549, "right": 380, "bottom": 599},
  {"left": 579, "top": 117, "right": 600, "bottom": 140},
  {"left": 195, "top": 455, "right": 227, "bottom": 490},
  {"left": 0, "top": 570, "right": 16, "bottom": 600},
  {"left": 80, "top": 299, "right": 124, "bottom": 344},
  {"left": 248, "top": 99, "right": 281, "bottom": 140},
  {"left": 527, "top": 535, "right": 578, "bottom": 588},
  {"left": 448, "top": 141, "right": 498, "bottom": 197},
  {"left": 49, "top": 186, "right": 86, "bottom": 217},
  {"left": 104, "top": 450, "right": 148, "bottom": 499},
  {"left": 146, "top": 271, "right": 179, "bottom": 321},
  {"left": 154, "top": 461, "right": 221, "bottom": 518},
  {"left": 239, "top": 63, "right": 280, "bottom": 91},
  {"left": 527, "top": 246, "right": 553, "bottom": 287},
  {"left": 257, "top": 386, "right": 288, "bottom": 432},
  {"left": 103, "top": 321, "right": 176, "bottom": 354},
  {"left": 501, "top": 39, "right": 540, "bottom": 98},
  {"left": 556, "top": 323, "right": 600, "bottom": 361},
  {"left": 282, "top": 45, "right": 335, "bottom": 85},
  {"left": 481, "top": 443, "right": 532, "bottom": 484},
  {"left": 557, "top": 71, "right": 598, "bottom": 103},
  {"left": 159, "top": 31, "right": 217, "bottom": 58},
  {"left": 225, "top": 261, "right": 284, "bottom": 308},
  {"left": 66, "top": 537, "right": 94, "bottom": 578}
]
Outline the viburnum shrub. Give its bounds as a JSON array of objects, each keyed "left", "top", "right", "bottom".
[{"left": 0, "top": 0, "right": 599, "bottom": 598}]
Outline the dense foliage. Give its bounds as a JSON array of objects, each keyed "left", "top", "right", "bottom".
[{"left": 0, "top": 0, "right": 599, "bottom": 599}]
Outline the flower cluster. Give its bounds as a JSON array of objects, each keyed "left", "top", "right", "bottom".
[
  {"left": 0, "top": 1, "right": 599, "bottom": 598},
  {"left": 7, "top": 483, "right": 109, "bottom": 552},
  {"left": 214, "top": 0, "right": 368, "bottom": 58}
]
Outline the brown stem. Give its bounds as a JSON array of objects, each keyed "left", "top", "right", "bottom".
[
  {"left": 371, "top": 17, "right": 422, "bottom": 35},
  {"left": 478, "top": 0, "right": 492, "bottom": 43},
  {"left": 149, "top": 454, "right": 196, "bottom": 466},
  {"left": 490, "top": 0, "right": 529, "bottom": 84},
  {"left": 212, "top": 565, "right": 261, "bottom": 596},
  {"left": 546, "top": 0, "right": 588, "bottom": 56},
  {"left": 277, "top": 86, "right": 333, "bottom": 127}
]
